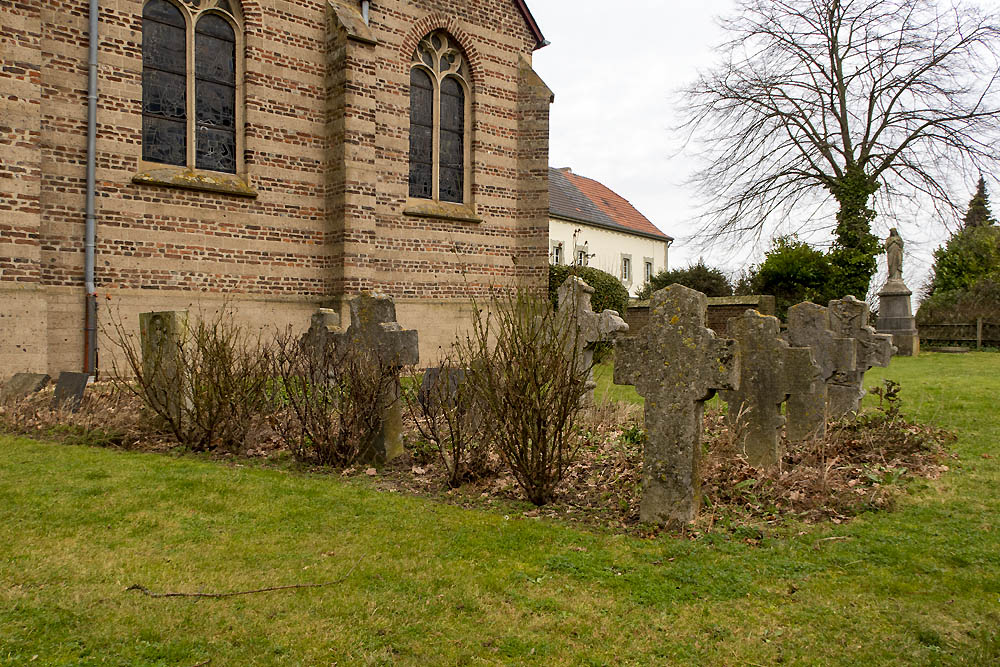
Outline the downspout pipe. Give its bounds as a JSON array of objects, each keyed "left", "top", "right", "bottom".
[{"left": 84, "top": 0, "right": 98, "bottom": 375}]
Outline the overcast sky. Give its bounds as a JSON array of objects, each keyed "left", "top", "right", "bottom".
[{"left": 528, "top": 0, "right": 973, "bottom": 292}]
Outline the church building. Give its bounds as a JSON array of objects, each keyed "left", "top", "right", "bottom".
[{"left": 1, "top": 0, "right": 552, "bottom": 376}]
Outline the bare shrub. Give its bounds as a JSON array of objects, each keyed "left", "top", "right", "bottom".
[
  {"left": 456, "top": 290, "right": 592, "bottom": 505},
  {"left": 0, "top": 381, "right": 157, "bottom": 449},
  {"left": 105, "top": 307, "right": 273, "bottom": 452},
  {"left": 267, "top": 327, "right": 399, "bottom": 467},
  {"left": 404, "top": 354, "right": 495, "bottom": 488}
]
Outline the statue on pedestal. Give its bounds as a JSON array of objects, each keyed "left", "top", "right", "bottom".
[{"left": 877, "top": 227, "right": 919, "bottom": 356}]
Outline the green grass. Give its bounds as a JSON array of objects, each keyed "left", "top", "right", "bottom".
[{"left": 2, "top": 352, "right": 999, "bottom": 665}]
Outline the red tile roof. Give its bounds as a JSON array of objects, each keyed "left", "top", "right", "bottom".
[{"left": 549, "top": 167, "right": 673, "bottom": 242}]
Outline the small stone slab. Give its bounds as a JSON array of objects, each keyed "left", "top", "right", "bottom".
[
  {"left": 52, "top": 372, "right": 90, "bottom": 412},
  {"left": 419, "top": 366, "right": 468, "bottom": 409},
  {"left": 614, "top": 284, "right": 739, "bottom": 527},
  {"left": 782, "top": 302, "right": 857, "bottom": 442},
  {"left": 931, "top": 346, "right": 970, "bottom": 354},
  {"left": 556, "top": 276, "right": 629, "bottom": 402},
  {"left": 139, "top": 311, "right": 190, "bottom": 425},
  {"left": 827, "top": 296, "right": 895, "bottom": 418},
  {"left": 0, "top": 373, "right": 51, "bottom": 403},
  {"left": 721, "top": 309, "right": 820, "bottom": 467}
]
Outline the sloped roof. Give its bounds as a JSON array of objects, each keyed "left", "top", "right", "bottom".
[
  {"left": 516, "top": 1, "right": 547, "bottom": 50},
  {"left": 549, "top": 167, "right": 673, "bottom": 242}
]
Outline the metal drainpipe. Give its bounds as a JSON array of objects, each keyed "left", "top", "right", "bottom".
[
  {"left": 84, "top": 0, "right": 99, "bottom": 375},
  {"left": 361, "top": 0, "right": 370, "bottom": 24}
]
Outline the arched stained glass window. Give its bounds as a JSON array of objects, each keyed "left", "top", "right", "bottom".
[
  {"left": 142, "top": 0, "right": 187, "bottom": 166},
  {"left": 195, "top": 14, "right": 236, "bottom": 172},
  {"left": 409, "top": 31, "right": 470, "bottom": 204},
  {"left": 141, "top": 0, "right": 242, "bottom": 175}
]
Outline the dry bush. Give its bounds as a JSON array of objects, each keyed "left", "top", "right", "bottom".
[
  {"left": 700, "top": 383, "right": 955, "bottom": 528},
  {"left": 0, "top": 382, "right": 158, "bottom": 449},
  {"left": 404, "top": 354, "right": 496, "bottom": 488},
  {"left": 105, "top": 307, "right": 273, "bottom": 452},
  {"left": 267, "top": 327, "right": 399, "bottom": 467},
  {"left": 455, "top": 290, "right": 593, "bottom": 506}
]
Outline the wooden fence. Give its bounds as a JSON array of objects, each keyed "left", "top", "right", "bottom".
[{"left": 918, "top": 319, "right": 1000, "bottom": 348}]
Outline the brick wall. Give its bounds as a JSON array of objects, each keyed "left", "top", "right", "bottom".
[{"left": 0, "top": 0, "right": 552, "bottom": 375}]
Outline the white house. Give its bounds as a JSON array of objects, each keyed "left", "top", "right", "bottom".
[{"left": 548, "top": 167, "right": 673, "bottom": 297}]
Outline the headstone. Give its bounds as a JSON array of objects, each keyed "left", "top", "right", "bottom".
[
  {"left": 419, "top": 366, "right": 468, "bottom": 410},
  {"left": 52, "top": 372, "right": 90, "bottom": 412},
  {"left": 322, "top": 293, "right": 419, "bottom": 464},
  {"left": 139, "top": 310, "right": 190, "bottom": 425},
  {"left": 827, "top": 296, "right": 895, "bottom": 418},
  {"left": 614, "top": 284, "right": 740, "bottom": 527},
  {"left": 876, "top": 228, "right": 920, "bottom": 356},
  {"left": 0, "top": 373, "right": 51, "bottom": 403},
  {"left": 782, "top": 302, "right": 857, "bottom": 441},
  {"left": 556, "top": 276, "right": 629, "bottom": 403},
  {"left": 720, "top": 310, "right": 820, "bottom": 467}
]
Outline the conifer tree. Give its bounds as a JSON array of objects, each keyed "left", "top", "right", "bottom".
[{"left": 962, "top": 176, "right": 997, "bottom": 229}]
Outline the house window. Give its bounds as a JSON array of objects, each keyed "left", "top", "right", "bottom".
[
  {"left": 409, "top": 31, "right": 471, "bottom": 204},
  {"left": 552, "top": 243, "right": 563, "bottom": 265},
  {"left": 621, "top": 256, "right": 631, "bottom": 282},
  {"left": 142, "top": 0, "right": 242, "bottom": 174},
  {"left": 645, "top": 261, "right": 654, "bottom": 282},
  {"left": 576, "top": 248, "right": 588, "bottom": 266}
]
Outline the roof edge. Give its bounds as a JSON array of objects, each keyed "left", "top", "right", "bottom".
[
  {"left": 550, "top": 213, "right": 674, "bottom": 243},
  {"left": 515, "top": 0, "right": 548, "bottom": 50}
]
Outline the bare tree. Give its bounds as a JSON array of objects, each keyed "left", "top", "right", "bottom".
[{"left": 683, "top": 0, "right": 1000, "bottom": 298}]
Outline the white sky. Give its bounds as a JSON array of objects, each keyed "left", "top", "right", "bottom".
[{"left": 527, "top": 0, "right": 974, "bottom": 293}]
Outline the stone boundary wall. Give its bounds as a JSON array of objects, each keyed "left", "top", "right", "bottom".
[
  {"left": 626, "top": 295, "right": 777, "bottom": 336},
  {"left": 918, "top": 320, "right": 1000, "bottom": 349}
]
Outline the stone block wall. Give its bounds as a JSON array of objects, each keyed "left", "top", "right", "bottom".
[
  {"left": 626, "top": 295, "right": 777, "bottom": 337},
  {"left": 0, "top": 0, "right": 551, "bottom": 375}
]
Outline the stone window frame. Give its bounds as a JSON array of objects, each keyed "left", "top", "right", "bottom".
[
  {"left": 621, "top": 253, "right": 633, "bottom": 285},
  {"left": 643, "top": 257, "right": 654, "bottom": 282},
  {"left": 575, "top": 245, "right": 589, "bottom": 267},
  {"left": 550, "top": 241, "right": 564, "bottom": 265},
  {"left": 132, "top": 0, "right": 255, "bottom": 198},
  {"left": 403, "top": 30, "right": 478, "bottom": 223}
]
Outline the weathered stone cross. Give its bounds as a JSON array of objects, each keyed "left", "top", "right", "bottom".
[
  {"left": 782, "top": 302, "right": 857, "bottom": 441},
  {"left": 720, "top": 309, "right": 820, "bottom": 468},
  {"left": 556, "top": 275, "right": 629, "bottom": 403},
  {"left": 614, "top": 284, "right": 739, "bottom": 527},
  {"left": 310, "top": 293, "right": 419, "bottom": 464},
  {"left": 826, "top": 296, "right": 895, "bottom": 418}
]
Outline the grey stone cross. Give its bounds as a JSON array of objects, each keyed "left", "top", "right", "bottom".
[
  {"left": 720, "top": 309, "right": 820, "bottom": 468},
  {"left": 614, "top": 284, "right": 740, "bottom": 527},
  {"left": 556, "top": 276, "right": 629, "bottom": 403},
  {"left": 826, "top": 296, "right": 895, "bottom": 418},
  {"left": 782, "top": 302, "right": 857, "bottom": 441},
  {"left": 324, "top": 293, "right": 419, "bottom": 464}
]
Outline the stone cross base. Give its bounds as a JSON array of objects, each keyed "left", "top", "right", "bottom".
[{"left": 877, "top": 280, "right": 919, "bottom": 357}]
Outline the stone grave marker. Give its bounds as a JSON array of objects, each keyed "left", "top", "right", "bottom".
[
  {"left": 139, "top": 310, "right": 190, "bottom": 425},
  {"left": 419, "top": 366, "right": 468, "bottom": 410},
  {"left": 782, "top": 302, "right": 857, "bottom": 441},
  {"left": 0, "top": 373, "right": 51, "bottom": 403},
  {"left": 556, "top": 276, "right": 629, "bottom": 403},
  {"left": 614, "top": 284, "right": 740, "bottom": 527},
  {"left": 323, "top": 293, "right": 419, "bottom": 464},
  {"left": 720, "top": 310, "right": 821, "bottom": 468},
  {"left": 52, "top": 372, "right": 90, "bottom": 412},
  {"left": 827, "top": 296, "right": 895, "bottom": 418}
]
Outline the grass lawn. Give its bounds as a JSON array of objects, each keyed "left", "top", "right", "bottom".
[{"left": 2, "top": 352, "right": 999, "bottom": 665}]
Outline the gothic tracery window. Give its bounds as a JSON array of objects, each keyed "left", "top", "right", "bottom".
[
  {"left": 409, "top": 31, "right": 470, "bottom": 204},
  {"left": 142, "top": 0, "right": 241, "bottom": 174}
]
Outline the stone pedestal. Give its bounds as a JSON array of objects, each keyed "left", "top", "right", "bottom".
[{"left": 877, "top": 279, "right": 920, "bottom": 356}]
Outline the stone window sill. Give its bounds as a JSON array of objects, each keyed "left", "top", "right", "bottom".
[
  {"left": 403, "top": 200, "right": 482, "bottom": 223},
  {"left": 132, "top": 167, "right": 258, "bottom": 198}
]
